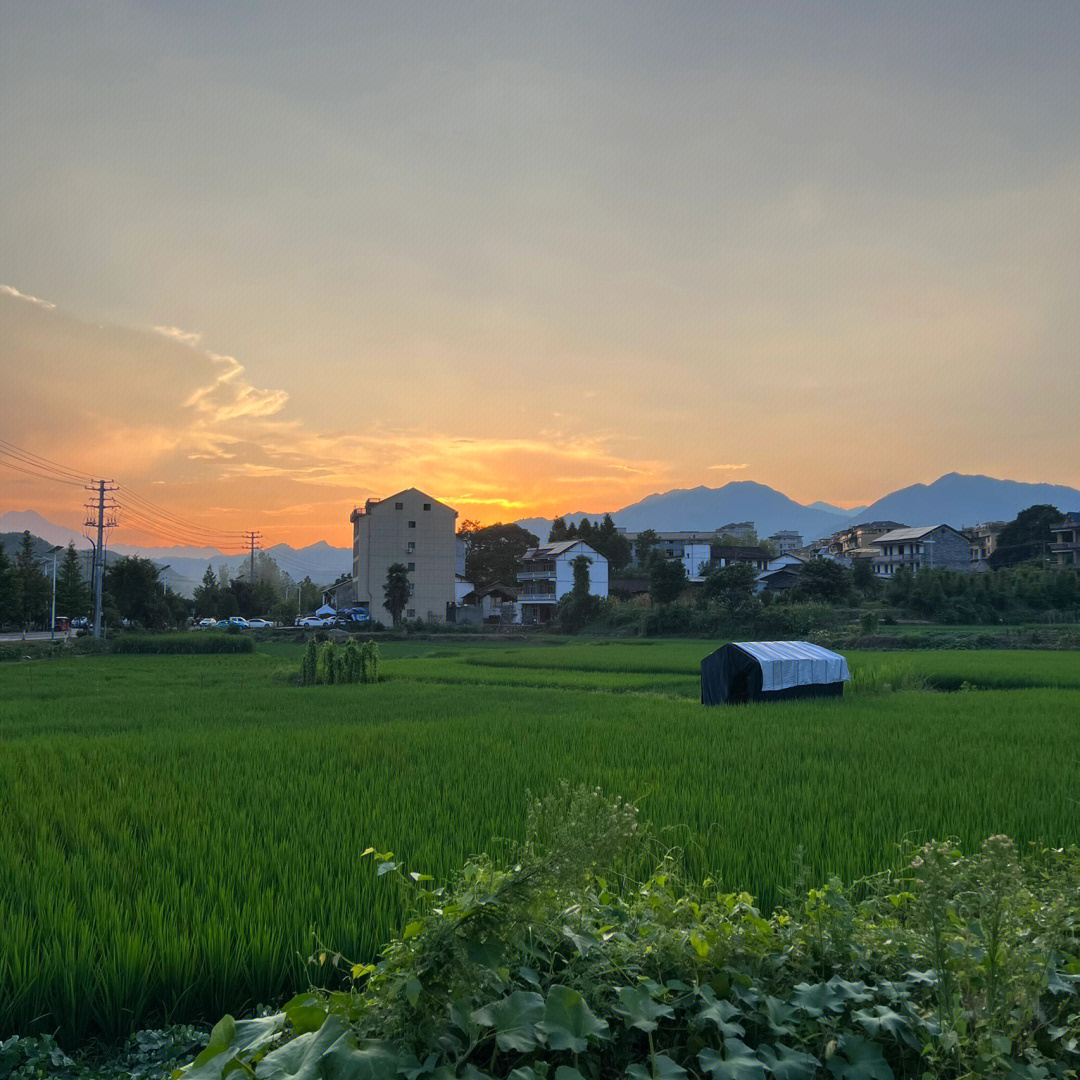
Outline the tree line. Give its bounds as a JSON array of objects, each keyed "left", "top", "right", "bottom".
[{"left": 0, "top": 534, "right": 90, "bottom": 631}]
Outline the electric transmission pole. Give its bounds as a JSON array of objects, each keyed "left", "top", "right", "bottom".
[
  {"left": 247, "top": 531, "right": 262, "bottom": 583},
  {"left": 85, "top": 479, "right": 118, "bottom": 639}
]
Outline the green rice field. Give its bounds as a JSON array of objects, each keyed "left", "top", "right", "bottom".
[{"left": 2, "top": 638, "right": 1079, "bottom": 1046}]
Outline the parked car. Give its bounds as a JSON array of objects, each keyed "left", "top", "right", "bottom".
[
  {"left": 227, "top": 617, "right": 249, "bottom": 629},
  {"left": 296, "top": 615, "right": 330, "bottom": 628},
  {"left": 246, "top": 618, "right": 273, "bottom": 630},
  {"left": 71, "top": 616, "right": 89, "bottom": 630},
  {"left": 340, "top": 608, "right": 370, "bottom": 624},
  {"left": 196, "top": 617, "right": 216, "bottom": 629}
]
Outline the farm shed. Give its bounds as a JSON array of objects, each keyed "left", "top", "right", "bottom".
[{"left": 701, "top": 640, "right": 850, "bottom": 705}]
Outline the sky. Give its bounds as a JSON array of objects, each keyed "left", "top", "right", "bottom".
[{"left": 2, "top": 1, "right": 1078, "bottom": 550}]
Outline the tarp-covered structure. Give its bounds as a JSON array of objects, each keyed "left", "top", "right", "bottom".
[{"left": 701, "top": 641, "right": 850, "bottom": 705}]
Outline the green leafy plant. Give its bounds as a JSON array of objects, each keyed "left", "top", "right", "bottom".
[
  {"left": 315, "top": 641, "right": 337, "bottom": 684},
  {"left": 300, "top": 639, "right": 318, "bottom": 685},
  {"left": 173, "top": 788, "right": 1080, "bottom": 1080}
]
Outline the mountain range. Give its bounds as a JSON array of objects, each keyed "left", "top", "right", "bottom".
[
  {"left": 515, "top": 473, "right": 1080, "bottom": 543},
  {"left": 0, "top": 510, "right": 351, "bottom": 598},
  {"left": 4, "top": 473, "right": 1078, "bottom": 596}
]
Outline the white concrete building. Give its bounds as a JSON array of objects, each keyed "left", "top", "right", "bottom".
[{"left": 517, "top": 540, "right": 608, "bottom": 623}]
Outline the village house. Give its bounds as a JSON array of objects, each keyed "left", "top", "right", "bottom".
[
  {"left": 1050, "top": 512, "right": 1080, "bottom": 569},
  {"left": 349, "top": 487, "right": 459, "bottom": 623},
  {"left": 766, "top": 529, "right": 803, "bottom": 553},
  {"left": 517, "top": 540, "right": 608, "bottom": 623},
  {"left": 454, "top": 582, "right": 520, "bottom": 625},
  {"left": 964, "top": 521, "right": 1005, "bottom": 568},
  {"left": 872, "top": 525, "right": 973, "bottom": 577},
  {"left": 709, "top": 544, "right": 770, "bottom": 571}
]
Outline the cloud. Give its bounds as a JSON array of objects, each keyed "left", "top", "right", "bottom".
[
  {"left": 708, "top": 463, "right": 749, "bottom": 470},
  {"left": 1, "top": 292, "right": 679, "bottom": 537},
  {"left": 184, "top": 353, "right": 290, "bottom": 422},
  {"left": 0, "top": 284, "right": 55, "bottom": 309},
  {"left": 151, "top": 324, "right": 203, "bottom": 346}
]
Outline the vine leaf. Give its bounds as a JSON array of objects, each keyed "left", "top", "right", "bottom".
[
  {"left": 757, "top": 1042, "right": 822, "bottom": 1080},
  {"left": 538, "top": 985, "right": 609, "bottom": 1052},
  {"left": 471, "top": 991, "right": 546, "bottom": 1052},
  {"left": 615, "top": 985, "right": 675, "bottom": 1033},
  {"left": 826, "top": 1035, "right": 894, "bottom": 1080},
  {"left": 697, "top": 1040, "right": 766, "bottom": 1080}
]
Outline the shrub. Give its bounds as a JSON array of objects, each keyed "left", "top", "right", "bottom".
[
  {"left": 298, "top": 638, "right": 379, "bottom": 686},
  {"left": 300, "top": 640, "right": 318, "bottom": 686},
  {"left": 315, "top": 641, "right": 336, "bottom": 684},
  {"left": 361, "top": 639, "right": 380, "bottom": 683},
  {"left": 859, "top": 610, "right": 880, "bottom": 633},
  {"left": 175, "top": 789, "right": 1080, "bottom": 1080},
  {"left": 343, "top": 641, "right": 363, "bottom": 684},
  {"left": 110, "top": 634, "right": 254, "bottom": 655}
]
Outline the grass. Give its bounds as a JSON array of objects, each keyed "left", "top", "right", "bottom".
[{"left": 1, "top": 640, "right": 1079, "bottom": 1046}]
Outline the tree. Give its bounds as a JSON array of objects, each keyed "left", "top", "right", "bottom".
[
  {"left": 649, "top": 557, "right": 687, "bottom": 605},
  {"left": 791, "top": 558, "right": 851, "bottom": 603},
  {"left": 0, "top": 540, "right": 15, "bottom": 629},
  {"left": 383, "top": 563, "right": 412, "bottom": 626},
  {"left": 13, "top": 531, "right": 49, "bottom": 629},
  {"left": 990, "top": 505, "right": 1061, "bottom": 569},
  {"left": 193, "top": 565, "right": 220, "bottom": 619},
  {"left": 460, "top": 522, "right": 539, "bottom": 588},
  {"left": 548, "top": 517, "right": 569, "bottom": 542},
  {"left": 701, "top": 561, "right": 757, "bottom": 609},
  {"left": 54, "top": 543, "right": 90, "bottom": 618},
  {"left": 104, "top": 555, "right": 169, "bottom": 628},
  {"left": 602, "top": 532, "right": 632, "bottom": 574},
  {"left": 851, "top": 557, "right": 878, "bottom": 597},
  {"left": 557, "top": 554, "right": 601, "bottom": 632},
  {"left": 635, "top": 529, "right": 660, "bottom": 569}
]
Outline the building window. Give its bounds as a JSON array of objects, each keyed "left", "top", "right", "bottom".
[
  {"left": 395, "top": 502, "right": 403, "bottom": 510},
  {"left": 423, "top": 503, "right": 431, "bottom": 511},
  {"left": 407, "top": 541, "right": 415, "bottom": 553},
  {"left": 406, "top": 609, "right": 415, "bottom": 618},
  {"left": 407, "top": 562, "right": 415, "bottom": 571},
  {"left": 408, "top": 520, "right": 416, "bottom": 528}
]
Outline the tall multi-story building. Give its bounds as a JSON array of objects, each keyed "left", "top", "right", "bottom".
[
  {"left": 349, "top": 488, "right": 458, "bottom": 623},
  {"left": 1050, "top": 513, "right": 1080, "bottom": 568}
]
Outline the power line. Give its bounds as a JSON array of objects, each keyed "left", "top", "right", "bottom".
[
  {"left": 0, "top": 438, "right": 94, "bottom": 484},
  {"left": 116, "top": 483, "right": 250, "bottom": 539}
]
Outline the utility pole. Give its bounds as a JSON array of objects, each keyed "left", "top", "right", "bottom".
[
  {"left": 246, "top": 531, "right": 262, "bottom": 583},
  {"left": 85, "top": 479, "right": 118, "bottom": 639}
]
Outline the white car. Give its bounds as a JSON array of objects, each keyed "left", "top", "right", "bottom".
[
  {"left": 246, "top": 618, "right": 273, "bottom": 630},
  {"left": 296, "top": 615, "right": 330, "bottom": 628},
  {"left": 197, "top": 617, "right": 216, "bottom": 629}
]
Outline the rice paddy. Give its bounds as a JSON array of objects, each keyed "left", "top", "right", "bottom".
[{"left": 1, "top": 639, "right": 1078, "bottom": 1046}]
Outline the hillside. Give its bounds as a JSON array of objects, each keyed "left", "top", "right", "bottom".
[{"left": 855, "top": 473, "right": 1080, "bottom": 529}]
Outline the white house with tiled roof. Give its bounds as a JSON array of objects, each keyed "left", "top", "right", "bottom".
[{"left": 517, "top": 540, "right": 608, "bottom": 623}]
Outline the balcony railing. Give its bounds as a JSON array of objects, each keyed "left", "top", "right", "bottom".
[{"left": 517, "top": 570, "right": 556, "bottom": 581}]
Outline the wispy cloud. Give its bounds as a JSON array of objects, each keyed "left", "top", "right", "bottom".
[
  {"left": 185, "top": 353, "right": 290, "bottom": 422},
  {"left": 708, "top": 463, "right": 749, "bottom": 471},
  {"left": 151, "top": 324, "right": 203, "bottom": 346},
  {"left": 0, "top": 284, "right": 55, "bottom": 309}
]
